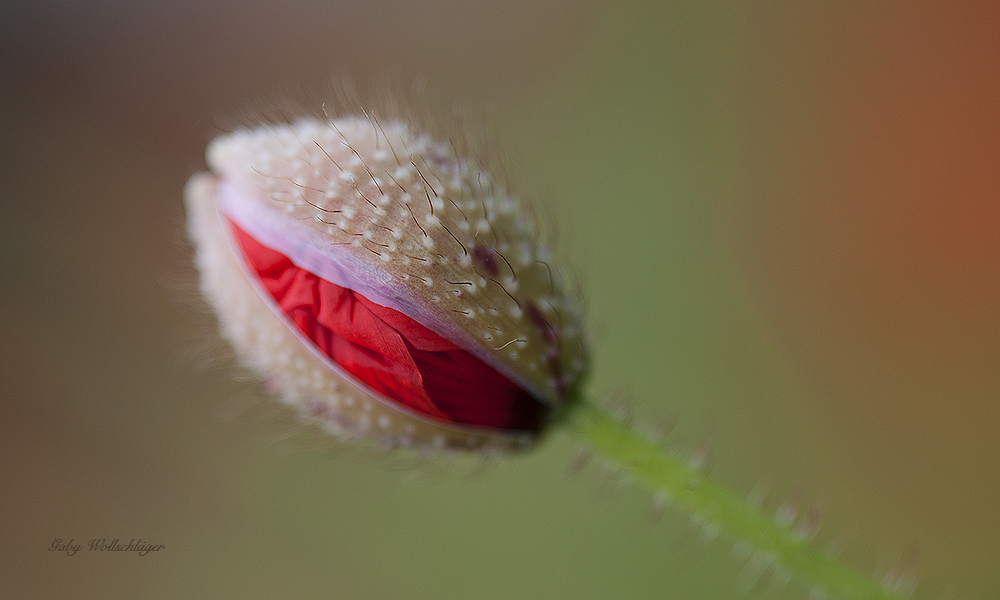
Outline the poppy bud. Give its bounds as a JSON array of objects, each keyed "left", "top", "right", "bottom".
[{"left": 186, "top": 114, "right": 587, "bottom": 452}]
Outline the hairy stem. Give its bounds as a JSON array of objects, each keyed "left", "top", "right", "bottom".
[{"left": 561, "top": 399, "right": 906, "bottom": 600}]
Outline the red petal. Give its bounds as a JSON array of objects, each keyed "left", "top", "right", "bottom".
[{"left": 228, "top": 219, "right": 546, "bottom": 433}]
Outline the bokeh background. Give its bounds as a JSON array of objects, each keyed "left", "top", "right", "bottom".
[{"left": 3, "top": 1, "right": 997, "bottom": 598}]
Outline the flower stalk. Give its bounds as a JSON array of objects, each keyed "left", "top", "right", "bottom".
[{"left": 561, "top": 398, "right": 909, "bottom": 600}]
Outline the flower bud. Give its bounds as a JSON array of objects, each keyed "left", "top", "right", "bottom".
[{"left": 185, "top": 113, "right": 587, "bottom": 452}]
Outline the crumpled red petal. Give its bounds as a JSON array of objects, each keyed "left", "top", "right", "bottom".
[{"left": 228, "top": 220, "right": 547, "bottom": 432}]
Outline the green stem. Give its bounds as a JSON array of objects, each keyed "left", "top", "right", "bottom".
[{"left": 561, "top": 399, "right": 905, "bottom": 600}]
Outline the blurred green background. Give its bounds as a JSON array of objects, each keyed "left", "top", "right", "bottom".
[{"left": 2, "top": 1, "right": 997, "bottom": 598}]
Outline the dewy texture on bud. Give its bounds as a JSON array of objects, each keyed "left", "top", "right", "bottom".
[{"left": 186, "top": 114, "right": 587, "bottom": 452}]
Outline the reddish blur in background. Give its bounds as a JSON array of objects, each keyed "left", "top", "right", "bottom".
[{"left": 2, "top": 1, "right": 997, "bottom": 599}]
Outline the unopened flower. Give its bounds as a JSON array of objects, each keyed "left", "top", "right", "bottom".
[{"left": 186, "top": 112, "right": 587, "bottom": 453}]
